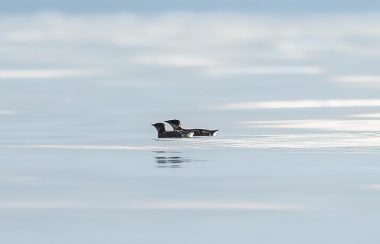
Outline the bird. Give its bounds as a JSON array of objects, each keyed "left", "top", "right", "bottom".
[
  {"left": 165, "top": 119, "right": 218, "bottom": 136},
  {"left": 152, "top": 123, "right": 194, "bottom": 138}
]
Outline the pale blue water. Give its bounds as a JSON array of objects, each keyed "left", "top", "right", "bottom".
[{"left": 1, "top": 12, "right": 380, "bottom": 244}]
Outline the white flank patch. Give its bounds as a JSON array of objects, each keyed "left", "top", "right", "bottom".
[{"left": 220, "top": 99, "right": 380, "bottom": 110}]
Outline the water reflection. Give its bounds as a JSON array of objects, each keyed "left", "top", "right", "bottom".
[{"left": 154, "top": 151, "right": 203, "bottom": 168}]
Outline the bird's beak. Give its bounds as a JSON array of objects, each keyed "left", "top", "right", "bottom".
[
  {"left": 151, "top": 124, "right": 155, "bottom": 126},
  {"left": 164, "top": 120, "right": 169, "bottom": 123}
]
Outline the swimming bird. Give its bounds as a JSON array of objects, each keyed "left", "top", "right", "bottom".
[
  {"left": 152, "top": 123, "right": 194, "bottom": 138},
  {"left": 165, "top": 119, "right": 218, "bottom": 136}
]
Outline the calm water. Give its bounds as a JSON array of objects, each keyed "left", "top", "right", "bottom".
[{"left": 1, "top": 12, "right": 380, "bottom": 244}]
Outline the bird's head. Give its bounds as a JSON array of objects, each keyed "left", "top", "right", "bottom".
[
  {"left": 165, "top": 119, "right": 182, "bottom": 130},
  {"left": 151, "top": 123, "right": 166, "bottom": 133}
]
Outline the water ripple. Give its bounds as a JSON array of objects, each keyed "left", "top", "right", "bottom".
[{"left": 1, "top": 133, "right": 379, "bottom": 152}]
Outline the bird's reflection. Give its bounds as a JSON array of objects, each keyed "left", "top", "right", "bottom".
[{"left": 153, "top": 151, "right": 203, "bottom": 168}]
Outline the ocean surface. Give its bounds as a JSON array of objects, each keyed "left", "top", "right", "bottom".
[{"left": 1, "top": 12, "right": 380, "bottom": 244}]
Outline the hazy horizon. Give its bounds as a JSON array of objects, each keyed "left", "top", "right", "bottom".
[{"left": 1, "top": 1, "right": 380, "bottom": 244}]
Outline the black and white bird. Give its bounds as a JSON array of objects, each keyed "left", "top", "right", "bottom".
[
  {"left": 152, "top": 123, "right": 194, "bottom": 138},
  {"left": 165, "top": 119, "right": 218, "bottom": 136}
]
